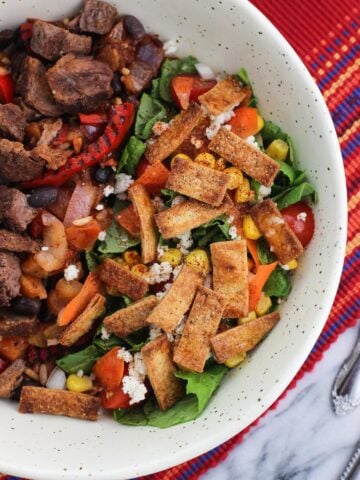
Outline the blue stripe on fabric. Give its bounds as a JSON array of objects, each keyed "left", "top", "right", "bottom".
[
  {"left": 318, "top": 47, "right": 359, "bottom": 90},
  {"left": 342, "top": 249, "right": 360, "bottom": 273}
]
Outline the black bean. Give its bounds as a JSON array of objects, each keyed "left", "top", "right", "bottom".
[
  {"left": 111, "top": 71, "right": 124, "bottom": 96},
  {"left": 123, "top": 15, "right": 146, "bottom": 40},
  {"left": 28, "top": 187, "right": 59, "bottom": 208},
  {"left": 94, "top": 166, "right": 113, "bottom": 184},
  {"left": 38, "top": 308, "right": 56, "bottom": 324},
  {"left": 12, "top": 297, "right": 41, "bottom": 316}
]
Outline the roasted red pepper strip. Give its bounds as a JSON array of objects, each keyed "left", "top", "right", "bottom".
[
  {"left": 0, "top": 73, "right": 15, "bottom": 104},
  {"left": 22, "top": 103, "right": 135, "bottom": 189},
  {"left": 79, "top": 113, "right": 108, "bottom": 124}
]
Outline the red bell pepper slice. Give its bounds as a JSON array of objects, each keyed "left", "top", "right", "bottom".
[
  {"left": 0, "top": 73, "right": 15, "bottom": 104},
  {"left": 22, "top": 103, "right": 135, "bottom": 189},
  {"left": 170, "top": 74, "right": 217, "bottom": 110},
  {"left": 79, "top": 112, "right": 108, "bottom": 124}
]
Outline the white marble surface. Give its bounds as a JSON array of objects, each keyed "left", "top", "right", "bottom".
[{"left": 201, "top": 325, "right": 360, "bottom": 480}]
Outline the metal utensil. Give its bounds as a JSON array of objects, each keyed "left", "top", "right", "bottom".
[
  {"left": 339, "top": 442, "right": 360, "bottom": 480},
  {"left": 332, "top": 325, "right": 360, "bottom": 415}
]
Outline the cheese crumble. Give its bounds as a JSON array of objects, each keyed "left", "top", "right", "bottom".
[
  {"left": 114, "top": 173, "right": 134, "bottom": 194},
  {"left": 97, "top": 231, "right": 107, "bottom": 241},
  {"left": 64, "top": 264, "right": 79, "bottom": 281},
  {"left": 103, "top": 185, "right": 115, "bottom": 197},
  {"left": 297, "top": 212, "right": 307, "bottom": 222}
]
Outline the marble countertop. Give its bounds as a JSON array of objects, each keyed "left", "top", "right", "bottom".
[{"left": 201, "top": 325, "right": 360, "bottom": 480}]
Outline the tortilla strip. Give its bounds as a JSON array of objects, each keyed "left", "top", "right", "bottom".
[
  {"left": 155, "top": 195, "right": 232, "bottom": 239},
  {"left": 146, "top": 265, "right": 203, "bottom": 332},
  {"left": 166, "top": 156, "right": 229, "bottom": 206},
  {"left": 0, "top": 359, "right": 25, "bottom": 398},
  {"left": 99, "top": 258, "right": 148, "bottom": 301},
  {"left": 250, "top": 199, "right": 304, "bottom": 264},
  {"left": 198, "top": 76, "right": 246, "bottom": 116},
  {"left": 209, "top": 127, "right": 280, "bottom": 187},
  {"left": 145, "top": 103, "right": 202, "bottom": 164},
  {"left": 59, "top": 293, "right": 106, "bottom": 347},
  {"left": 173, "top": 286, "right": 226, "bottom": 373},
  {"left": 142, "top": 334, "right": 184, "bottom": 410},
  {"left": 210, "top": 239, "right": 249, "bottom": 318},
  {"left": 211, "top": 312, "right": 280, "bottom": 363},
  {"left": 104, "top": 295, "right": 158, "bottom": 338},
  {"left": 128, "top": 184, "right": 158, "bottom": 264},
  {"left": 0, "top": 310, "right": 38, "bottom": 337},
  {"left": 19, "top": 386, "right": 101, "bottom": 421}
]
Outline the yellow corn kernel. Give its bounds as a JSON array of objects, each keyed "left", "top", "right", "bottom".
[
  {"left": 66, "top": 374, "right": 93, "bottom": 393},
  {"left": 171, "top": 153, "right": 192, "bottom": 168},
  {"left": 243, "top": 215, "right": 262, "bottom": 240},
  {"left": 234, "top": 178, "right": 255, "bottom": 203},
  {"left": 238, "top": 311, "right": 257, "bottom": 325},
  {"left": 131, "top": 263, "right": 149, "bottom": 279},
  {"left": 185, "top": 249, "right": 211, "bottom": 274},
  {"left": 123, "top": 250, "right": 141, "bottom": 267},
  {"left": 225, "top": 352, "right": 247, "bottom": 368},
  {"left": 266, "top": 139, "right": 289, "bottom": 161},
  {"left": 255, "top": 294, "right": 272, "bottom": 316},
  {"left": 215, "top": 157, "right": 226, "bottom": 170},
  {"left": 159, "top": 248, "right": 183, "bottom": 267},
  {"left": 224, "top": 167, "right": 244, "bottom": 190},
  {"left": 113, "top": 257, "right": 130, "bottom": 270},
  {"left": 284, "top": 259, "right": 298, "bottom": 270},
  {"left": 194, "top": 152, "right": 216, "bottom": 169},
  {"left": 257, "top": 114, "right": 264, "bottom": 132}
]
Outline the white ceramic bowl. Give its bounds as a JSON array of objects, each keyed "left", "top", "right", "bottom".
[{"left": 0, "top": 1, "right": 347, "bottom": 479}]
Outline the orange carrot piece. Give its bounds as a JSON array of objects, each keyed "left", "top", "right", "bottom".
[
  {"left": 65, "top": 219, "right": 102, "bottom": 250},
  {"left": 246, "top": 239, "right": 260, "bottom": 268},
  {"left": 228, "top": 107, "right": 259, "bottom": 138},
  {"left": 248, "top": 261, "right": 278, "bottom": 311},
  {"left": 115, "top": 204, "right": 140, "bottom": 237},
  {"left": 133, "top": 162, "right": 170, "bottom": 195},
  {"left": 0, "top": 337, "right": 28, "bottom": 361}
]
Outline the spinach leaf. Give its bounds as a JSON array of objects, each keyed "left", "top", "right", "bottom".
[
  {"left": 122, "top": 329, "right": 149, "bottom": 353},
  {"left": 117, "top": 136, "right": 146, "bottom": 175},
  {"left": 257, "top": 238, "right": 276, "bottom": 265},
  {"left": 93, "top": 335, "right": 122, "bottom": 352},
  {"left": 192, "top": 214, "right": 231, "bottom": 247},
  {"left": 134, "top": 93, "right": 168, "bottom": 140},
  {"left": 158, "top": 56, "right": 198, "bottom": 103},
  {"left": 84, "top": 250, "right": 101, "bottom": 272},
  {"left": 263, "top": 267, "right": 292, "bottom": 298},
  {"left": 160, "top": 188, "right": 178, "bottom": 207},
  {"left": 235, "top": 67, "right": 257, "bottom": 107},
  {"left": 56, "top": 345, "right": 102, "bottom": 374},
  {"left": 261, "top": 121, "right": 295, "bottom": 164},
  {"left": 98, "top": 221, "right": 140, "bottom": 255},
  {"left": 276, "top": 160, "right": 295, "bottom": 184},
  {"left": 272, "top": 182, "right": 317, "bottom": 210}
]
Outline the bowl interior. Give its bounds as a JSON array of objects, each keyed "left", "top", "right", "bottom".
[{"left": 0, "top": 1, "right": 347, "bottom": 479}]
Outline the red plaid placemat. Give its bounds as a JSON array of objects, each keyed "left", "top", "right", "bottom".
[{"left": 1, "top": 1, "right": 359, "bottom": 479}]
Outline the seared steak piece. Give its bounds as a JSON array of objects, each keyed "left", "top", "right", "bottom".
[
  {"left": 0, "top": 359, "right": 25, "bottom": 399},
  {"left": 97, "top": 21, "right": 136, "bottom": 72},
  {"left": 37, "top": 119, "right": 63, "bottom": 146},
  {"left": 47, "top": 54, "right": 113, "bottom": 113},
  {"left": 0, "top": 310, "right": 38, "bottom": 337},
  {"left": 0, "top": 139, "right": 45, "bottom": 182},
  {"left": 0, "top": 29, "right": 14, "bottom": 49},
  {"left": 0, "top": 186, "right": 36, "bottom": 232},
  {"left": 0, "top": 103, "right": 26, "bottom": 141},
  {"left": 0, "top": 229, "right": 39, "bottom": 253},
  {"left": 16, "top": 57, "right": 63, "bottom": 117},
  {"left": 0, "top": 252, "right": 21, "bottom": 307},
  {"left": 31, "top": 21, "right": 92, "bottom": 61},
  {"left": 79, "top": 0, "right": 117, "bottom": 35},
  {"left": 31, "top": 144, "right": 70, "bottom": 170}
]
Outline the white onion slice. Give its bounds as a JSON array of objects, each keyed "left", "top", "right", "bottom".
[
  {"left": 46, "top": 367, "right": 66, "bottom": 390},
  {"left": 195, "top": 63, "right": 216, "bottom": 80}
]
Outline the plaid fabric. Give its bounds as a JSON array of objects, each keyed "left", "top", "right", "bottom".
[{"left": 1, "top": 1, "right": 359, "bottom": 479}]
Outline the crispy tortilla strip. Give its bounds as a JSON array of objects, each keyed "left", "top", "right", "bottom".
[
  {"left": 19, "top": 386, "right": 101, "bottom": 420},
  {"left": 99, "top": 258, "right": 148, "bottom": 301},
  {"left": 198, "top": 76, "right": 246, "bottom": 116},
  {"left": 0, "top": 229, "right": 39, "bottom": 253},
  {"left": 173, "top": 286, "right": 226, "bottom": 373},
  {"left": 59, "top": 293, "right": 106, "bottom": 347},
  {"left": 128, "top": 184, "right": 158, "bottom": 264},
  {"left": 155, "top": 195, "right": 232, "bottom": 239},
  {"left": 166, "top": 156, "right": 229, "bottom": 206},
  {"left": 250, "top": 199, "right": 304, "bottom": 264},
  {"left": 210, "top": 239, "right": 249, "bottom": 318},
  {"left": 209, "top": 128, "right": 280, "bottom": 187},
  {"left": 146, "top": 265, "right": 203, "bottom": 332},
  {"left": 211, "top": 311, "right": 280, "bottom": 363},
  {"left": 0, "top": 359, "right": 25, "bottom": 398},
  {"left": 142, "top": 334, "right": 184, "bottom": 410},
  {"left": 0, "top": 310, "right": 38, "bottom": 337},
  {"left": 145, "top": 103, "right": 202, "bottom": 164},
  {"left": 104, "top": 295, "right": 158, "bottom": 338}
]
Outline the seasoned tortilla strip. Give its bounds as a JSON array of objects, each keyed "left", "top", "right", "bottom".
[
  {"left": 145, "top": 103, "right": 202, "bottom": 164},
  {"left": 99, "top": 258, "right": 148, "bottom": 301},
  {"left": 128, "top": 184, "right": 158, "bottom": 264},
  {"left": 173, "top": 286, "right": 226, "bottom": 373},
  {"left": 59, "top": 293, "right": 106, "bottom": 347},
  {"left": 209, "top": 127, "right": 280, "bottom": 187},
  {"left": 198, "top": 76, "right": 246, "bottom": 116},
  {"left": 104, "top": 295, "right": 158, "bottom": 337},
  {"left": 155, "top": 195, "right": 232, "bottom": 239},
  {"left": 142, "top": 334, "right": 184, "bottom": 410},
  {"left": 146, "top": 265, "right": 203, "bottom": 332},
  {"left": 0, "top": 359, "right": 25, "bottom": 398},
  {"left": 250, "top": 199, "right": 304, "bottom": 264},
  {"left": 210, "top": 239, "right": 249, "bottom": 318},
  {"left": 19, "top": 386, "right": 101, "bottom": 421},
  {"left": 166, "top": 156, "right": 229, "bottom": 206},
  {"left": 211, "top": 312, "right": 280, "bottom": 363},
  {"left": 0, "top": 310, "right": 38, "bottom": 337}
]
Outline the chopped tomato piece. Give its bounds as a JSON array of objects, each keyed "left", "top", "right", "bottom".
[
  {"left": 65, "top": 218, "right": 102, "bottom": 250},
  {"left": 79, "top": 113, "right": 108, "bottom": 124},
  {"left": 135, "top": 157, "right": 150, "bottom": 178},
  {"left": 101, "top": 385, "right": 131, "bottom": 409},
  {"left": 0, "top": 337, "right": 28, "bottom": 362},
  {"left": 115, "top": 204, "right": 140, "bottom": 236},
  {"left": 190, "top": 76, "right": 217, "bottom": 102},
  {"left": 228, "top": 107, "right": 259, "bottom": 138},
  {"left": 93, "top": 347, "right": 125, "bottom": 391},
  {"left": 281, "top": 202, "right": 315, "bottom": 247},
  {"left": 170, "top": 74, "right": 216, "bottom": 110},
  {"left": 134, "top": 162, "right": 170, "bottom": 195}
]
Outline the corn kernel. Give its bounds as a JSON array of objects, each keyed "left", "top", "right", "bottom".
[
  {"left": 284, "top": 259, "right": 298, "bottom": 270},
  {"left": 131, "top": 264, "right": 149, "bottom": 278},
  {"left": 113, "top": 257, "right": 130, "bottom": 270},
  {"left": 185, "top": 249, "right": 211, "bottom": 274},
  {"left": 159, "top": 248, "right": 183, "bottom": 267},
  {"left": 123, "top": 250, "right": 141, "bottom": 267},
  {"left": 224, "top": 167, "right": 244, "bottom": 190},
  {"left": 266, "top": 139, "right": 289, "bottom": 161},
  {"left": 194, "top": 152, "right": 216, "bottom": 169},
  {"left": 238, "top": 311, "right": 257, "bottom": 325},
  {"left": 243, "top": 215, "right": 262, "bottom": 240},
  {"left": 66, "top": 374, "right": 93, "bottom": 393},
  {"left": 215, "top": 157, "right": 226, "bottom": 170},
  {"left": 171, "top": 153, "right": 192, "bottom": 168},
  {"left": 257, "top": 114, "right": 264, "bottom": 132},
  {"left": 255, "top": 294, "right": 272, "bottom": 316},
  {"left": 225, "top": 352, "right": 247, "bottom": 368},
  {"left": 234, "top": 178, "right": 255, "bottom": 203}
]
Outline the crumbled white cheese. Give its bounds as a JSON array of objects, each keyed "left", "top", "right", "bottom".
[
  {"left": 205, "top": 109, "right": 235, "bottom": 140},
  {"left": 172, "top": 264, "right": 183, "bottom": 280},
  {"left": 114, "top": 173, "right": 134, "bottom": 194},
  {"left": 195, "top": 63, "right": 216, "bottom": 80},
  {"left": 64, "top": 264, "right": 79, "bottom": 281},
  {"left": 117, "top": 347, "right": 133, "bottom": 363},
  {"left": 277, "top": 298, "right": 284, "bottom": 304},
  {"left": 190, "top": 135, "right": 204, "bottom": 149},
  {"left": 166, "top": 332, "right": 175, "bottom": 343},
  {"left": 258, "top": 185, "right": 272, "bottom": 199},
  {"left": 152, "top": 121, "right": 169, "bottom": 136},
  {"left": 171, "top": 195, "right": 186, "bottom": 207},
  {"left": 100, "top": 326, "right": 111, "bottom": 340},
  {"left": 149, "top": 325, "right": 162, "bottom": 340},
  {"left": 152, "top": 196, "right": 166, "bottom": 212},
  {"left": 177, "top": 231, "right": 193, "bottom": 254},
  {"left": 98, "top": 231, "right": 107, "bottom": 241},
  {"left": 95, "top": 203, "right": 104, "bottom": 211},
  {"left": 122, "top": 375, "right": 147, "bottom": 405},
  {"left": 41, "top": 245, "right": 49, "bottom": 251},
  {"left": 147, "top": 262, "right": 173, "bottom": 285},
  {"left": 223, "top": 124, "right": 232, "bottom": 131},
  {"left": 155, "top": 282, "right": 172, "bottom": 299},
  {"left": 297, "top": 212, "right": 307, "bottom": 222},
  {"left": 229, "top": 225, "right": 238, "bottom": 239},
  {"left": 163, "top": 39, "right": 177, "bottom": 55},
  {"left": 157, "top": 244, "right": 169, "bottom": 260},
  {"left": 129, "top": 352, "right": 146, "bottom": 381},
  {"left": 227, "top": 215, "right": 234, "bottom": 224},
  {"left": 281, "top": 264, "right": 290, "bottom": 271},
  {"left": 204, "top": 273, "right": 213, "bottom": 289},
  {"left": 103, "top": 185, "right": 115, "bottom": 197},
  {"left": 77, "top": 369, "right": 84, "bottom": 378},
  {"left": 246, "top": 135, "right": 260, "bottom": 149}
]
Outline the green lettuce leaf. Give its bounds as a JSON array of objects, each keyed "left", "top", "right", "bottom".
[
  {"left": 135, "top": 93, "right": 169, "bottom": 140},
  {"left": 264, "top": 267, "right": 292, "bottom": 298},
  {"left": 192, "top": 214, "right": 231, "bottom": 247},
  {"left": 56, "top": 345, "right": 102, "bottom": 374},
  {"left": 160, "top": 188, "right": 178, "bottom": 207},
  {"left": 272, "top": 182, "right": 317, "bottom": 210},
  {"left": 261, "top": 120, "right": 295, "bottom": 164},
  {"left": 118, "top": 136, "right": 146, "bottom": 175},
  {"left": 158, "top": 56, "right": 198, "bottom": 103},
  {"left": 257, "top": 238, "right": 276, "bottom": 265},
  {"left": 235, "top": 67, "right": 257, "bottom": 107},
  {"left": 93, "top": 335, "right": 122, "bottom": 352},
  {"left": 84, "top": 250, "right": 101, "bottom": 272},
  {"left": 98, "top": 221, "right": 140, "bottom": 255}
]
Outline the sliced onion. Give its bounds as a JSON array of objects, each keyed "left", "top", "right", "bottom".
[
  {"left": 46, "top": 367, "right": 66, "bottom": 390},
  {"left": 63, "top": 182, "right": 99, "bottom": 227},
  {"left": 195, "top": 63, "right": 216, "bottom": 80}
]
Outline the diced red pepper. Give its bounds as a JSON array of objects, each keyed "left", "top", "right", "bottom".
[
  {"left": 116, "top": 204, "right": 140, "bottom": 236},
  {"left": 101, "top": 384, "right": 132, "bottom": 409},
  {"left": 51, "top": 124, "right": 69, "bottom": 147},
  {"left": 79, "top": 113, "right": 108, "bottom": 125},
  {"left": 93, "top": 347, "right": 125, "bottom": 391},
  {"left": 0, "top": 72, "right": 15, "bottom": 104},
  {"left": 170, "top": 74, "right": 217, "bottom": 110},
  {"left": 133, "top": 161, "right": 170, "bottom": 195}
]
